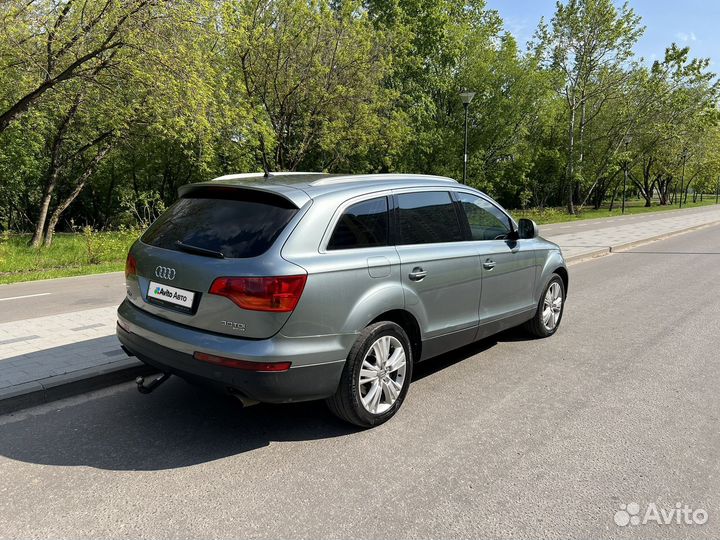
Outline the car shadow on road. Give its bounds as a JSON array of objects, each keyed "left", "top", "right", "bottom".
[
  {"left": 0, "top": 378, "right": 359, "bottom": 471},
  {"left": 413, "top": 326, "right": 528, "bottom": 382},
  {"left": 0, "top": 327, "right": 531, "bottom": 472}
]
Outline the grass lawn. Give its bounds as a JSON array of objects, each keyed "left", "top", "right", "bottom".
[
  {"left": 0, "top": 230, "right": 139, "bottom": 285},
  {"left": 512, "top": 197, "right": 720, "bottom": 225}
]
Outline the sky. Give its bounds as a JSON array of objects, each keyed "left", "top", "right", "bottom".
[{"left": 484, "top": 0, "right": 720, "bottom": 67}]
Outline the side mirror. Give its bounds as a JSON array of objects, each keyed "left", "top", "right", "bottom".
[{"left": 518, "top": 218, "right": 539, "bottom": 239}]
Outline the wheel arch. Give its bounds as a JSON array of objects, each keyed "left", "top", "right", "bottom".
[
  {"left": 553, "top": 266, "right": 569, "bottom": 296},
  {"left": 536, "top": 249, "right": 568, "bottom": 301},
  {"left": 370, "top": 309, "right": 422, "bottom": 363}
]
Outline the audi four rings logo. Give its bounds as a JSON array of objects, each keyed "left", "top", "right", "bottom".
[{"left": 155, "top": 266, "right": 176, "bottom": 280}]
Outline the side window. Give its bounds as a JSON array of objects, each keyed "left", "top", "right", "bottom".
[
  {"left": 327, "top": 197, "right": 389, "bottom": 250},
  {"left": 456, "top": 192, "right": 512, "bottom": 241},
  {"left": 397, "top": 191, "right": 464, "bottom": 245}
]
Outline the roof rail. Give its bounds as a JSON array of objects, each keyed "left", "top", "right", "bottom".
[
  {"left": 310, "top": 173, "right": 456, "bottom": 186},
  {"left": 211, "top": 171, "right": 327, "bottom": 182}
]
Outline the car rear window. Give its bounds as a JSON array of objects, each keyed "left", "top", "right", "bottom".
[{"left": 141, "top": 188, "right": 298, "bottom": 258}]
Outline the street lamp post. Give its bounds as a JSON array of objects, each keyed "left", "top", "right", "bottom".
[
  {"left": 716, "top": 176, "right": 719, "bottom": 204},
  {"left": 679, "top": 148, "right": 688, "bottom": 209},
  {"left": 622, "top": 136, "right": 632, "bottom": 214},
  {"left": 459, "top": 89, "right": 475, "bottom": 184}
]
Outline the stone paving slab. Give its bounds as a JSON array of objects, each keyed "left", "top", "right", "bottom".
[{"left": 0, "top": 306, "right": 117, "bottom": 360}]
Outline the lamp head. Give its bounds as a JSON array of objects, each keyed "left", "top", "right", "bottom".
[{"left": 460, "top": 89, "right": 476, "bottom": 105}]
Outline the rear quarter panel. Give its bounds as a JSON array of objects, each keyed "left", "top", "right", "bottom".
[
  {"left": 281, "top": 247, "right": 404, "bottom": 337},
  {"left": 280, "top": 191, "right": 405, "bottom": 338}
]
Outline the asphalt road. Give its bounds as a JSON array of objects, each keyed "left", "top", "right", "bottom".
[
  {"left": 0, "top": 272, "right": 125, "bottom": 323},
  {"left": 1, "top": 224, "right": 719, "bottom": 539}
]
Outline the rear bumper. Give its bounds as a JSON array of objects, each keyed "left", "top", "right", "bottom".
[{"left": 116, "top": 299, "right": 350, "bottom": 403}]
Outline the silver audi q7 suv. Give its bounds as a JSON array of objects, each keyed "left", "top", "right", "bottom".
[{"left": 117, "top": 173, "right": 568, "bottom": 427}]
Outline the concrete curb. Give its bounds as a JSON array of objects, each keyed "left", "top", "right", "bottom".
[
  {"left": 565, "top": 247, "right": 612, "bottom": 264},
  {"left": 565, "top": 219, "right": 720, "bottom": 265},
  {"left": 0, "top": 357, "right": 154, "bottom": 415}
]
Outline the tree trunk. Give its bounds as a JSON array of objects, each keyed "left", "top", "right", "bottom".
[
  {"left": 104, "top": 161, "right": 116, "bottom": 221},
  {"left": 592, "top": 185, "right": 603, "bottom": 210},
  {"left": 43, "top": 144, "right": 112, "bottom": 247},
  {"left": 29, "top": 97, "right": 81, "bottom": 247},
  {"left": 30, "top": 171, "right": 59, "bottom": 247},
  {"left": 43, "top": 183, "right": 83, "bottom": 247},
  {"left": 575, "top": 96, "right": 586, "bottom": 211},
  {"left": 684, "top": 182, "right": 692, "bottom": 205},
  {"left": 566, "top": 100, "right": 576, "bottom": 215},
  {"left": 608, "top": 181, "right": 620, "bottom": 212},
  {"left": 658, "top": 175, "right": 670, "bottom": 205}
]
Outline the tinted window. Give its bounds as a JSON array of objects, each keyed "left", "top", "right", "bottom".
[
  {"left": 328, "top": 197, "right": 389, "bottom": 250},
  {"left": 141, "top": 188, "right": 298, "bottom": 258},
  {"left": 456, "top": 192, "right": 512, "bottom": 240},
  {"left": 397, "top": 192, "right": 463, "bottom": 245}
]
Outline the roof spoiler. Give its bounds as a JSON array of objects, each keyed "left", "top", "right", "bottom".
[{"left": 177, "top": 182, "right": 311, "bottom": 208}]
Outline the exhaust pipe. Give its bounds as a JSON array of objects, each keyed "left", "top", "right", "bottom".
[
  {"left": 136, "top": 373, "right": 171, "bottom": 394},
  {"left": 227, "top": 387, "right": 259, "bottom": 407}
]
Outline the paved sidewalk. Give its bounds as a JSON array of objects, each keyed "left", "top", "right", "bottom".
[
  {"left": 0, "top": 306, "right": 120, "bottom": 387},
  {"left": 0, "top": 305, "right": 150, "bottom": 413},
  {"left": 2, "top": 203, "right": 720, "bottom": 414},
  {"left": 543, "top": 204, "right": 720, "bottom": 260}
]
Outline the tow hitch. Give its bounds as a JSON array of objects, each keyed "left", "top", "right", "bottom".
[{"left": 135, "top": 373, "right": 171, "bottom": 394}]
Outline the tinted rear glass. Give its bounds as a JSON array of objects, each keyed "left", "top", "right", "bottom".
[
  {"left": 328, "top": 197, "right": 389, "bottom": 250},
  {"left": 397, "top": 192, "right": 464, "bottom": 245},
  {"left": 141, "top": 188, "right": 298, "bottom": 258}
]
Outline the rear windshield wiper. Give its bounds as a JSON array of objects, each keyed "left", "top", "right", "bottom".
[{"left": 175, "top": 241, "right": 225, "bottom": 259}]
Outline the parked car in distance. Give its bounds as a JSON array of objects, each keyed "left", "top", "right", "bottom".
[{"left": 117, "top": 172, "right": 568, "bottom": 427}]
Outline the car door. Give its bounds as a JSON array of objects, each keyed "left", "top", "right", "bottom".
[
  {"left": 454, "top": 191, "right": 537, "bottom": 326},
  {"left": 394, "top": 190, "right": 482, "bottom": 345}
]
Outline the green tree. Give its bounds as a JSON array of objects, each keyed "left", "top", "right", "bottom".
[
  {"left": 223, "top": 0, "right": 396, "bottom": 172},
  {"left": 0, "top": 0, "right": 164, "bottom": 133},
  {"left": 627, "top": 46, "right": 718, "bottom": 206},
  {"left": 534, "top": 0, "right": 644, "bottom": 213}
]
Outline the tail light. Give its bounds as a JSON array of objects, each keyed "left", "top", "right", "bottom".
[
  {"left": 193, "top": 352, "right": 291, "bottom": 372},
  {"left": 208, "top": 275, "right": 307, "bottom": 312},
  {"left": 125, "top": 253, "right": 137, "bottom": 278}
]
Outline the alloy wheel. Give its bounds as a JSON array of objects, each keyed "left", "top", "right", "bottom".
[
  {"left": 542, "top": 282, "right": 563, "bottom": 331},
  {"left": 358, "top": 335, "right": 407, "bottom": 414}
]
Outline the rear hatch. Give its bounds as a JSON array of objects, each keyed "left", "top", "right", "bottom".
[{"left": 125, "top": 186, "right": 308, "bottom": 339}]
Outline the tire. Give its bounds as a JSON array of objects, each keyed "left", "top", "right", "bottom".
[
  {"left": 525, "top": 274, "right": 566, "bottom": 338},
  {"left": 326, "top": 321, "right": 413, "bottom": 428}
]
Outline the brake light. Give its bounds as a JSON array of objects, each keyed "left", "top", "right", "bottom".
[
  {"left": 208, "top": 275, "right": 307, "bottom": 312},
  {"left": 193, "top": 352, "right": 291, "bottom": 372},
  {"left": 125, "top": 254, "right": 137, "bottom": 278}
]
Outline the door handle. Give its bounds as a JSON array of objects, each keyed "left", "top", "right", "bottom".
[
  {"left": 408, "top": 267, "right": 427, "bottom": 281},
  {"left": 482, "top": 259, "right": 496, "bottom": 270}
]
